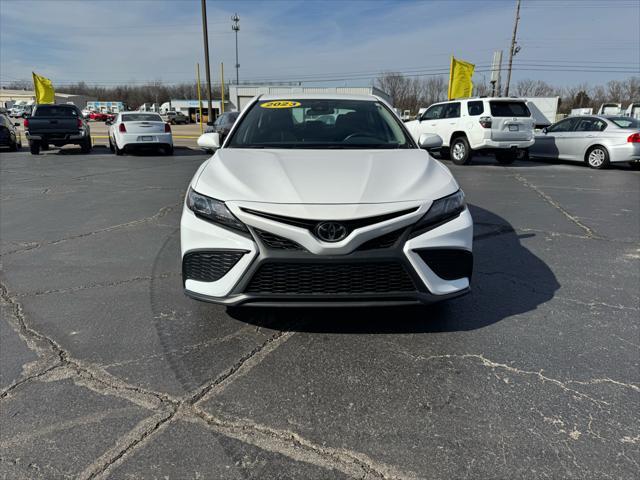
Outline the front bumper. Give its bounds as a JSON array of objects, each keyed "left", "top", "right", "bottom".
[{"left": 180, "top": 205, "right": 473, "bottom": 306}]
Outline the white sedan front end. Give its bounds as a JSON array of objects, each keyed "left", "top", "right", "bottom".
[{"left": 180, "top": 95, "right": 473, "bottom": 306}]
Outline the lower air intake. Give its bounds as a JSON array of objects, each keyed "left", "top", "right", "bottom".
[
  {"left": 245, "top": 262, "right": 416, "bottom": 295},
  {"left": 183, "top": 251, "right": 245, "bottom": 282}
]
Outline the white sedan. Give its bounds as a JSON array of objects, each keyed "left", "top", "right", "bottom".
[
  {"left": 181, "top": 94, "right": 473, "bottom": 307},
  {"left": 107, "top": 112, "right": 173, "bottom": 155}
]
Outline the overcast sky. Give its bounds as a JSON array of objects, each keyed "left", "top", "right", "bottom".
[{"left": 1, "top": 0, "right": 638, "bottom": 89}]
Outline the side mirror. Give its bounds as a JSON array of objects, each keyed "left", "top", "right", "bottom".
[
  {"left": 197, "top": 132, "right": 221, "bottom": 150},
  {"left": 105, "top": 120, "right": 112, "bottom": 126},
  {"left": 418, "top": 133, "right": 443, "bottom": 150},
  {"left": 541, "top": 127, "right": 548, "bottom": 134}
]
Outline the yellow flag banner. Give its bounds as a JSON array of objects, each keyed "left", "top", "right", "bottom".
[
  {"left": 448, "top": 57, "right": 475, "bottom": 100},
  {"left": 32, "top": 72, "right": 55, "bottom": 104}
]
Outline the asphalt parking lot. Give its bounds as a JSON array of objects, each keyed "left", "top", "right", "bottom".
[{"left": 1, "top": 147, "right": 638, "bottom": 479}]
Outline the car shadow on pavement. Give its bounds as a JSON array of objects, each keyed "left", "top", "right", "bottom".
[{"left": 228, "top": 205, "right": 560, "bottom": 333}]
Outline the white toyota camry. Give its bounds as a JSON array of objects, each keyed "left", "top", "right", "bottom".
[
  {"left": 181, "top": 94, "right": 473, "bottom": 306},
  {"left": 108, "top": 112, "right": 173, "bottom": 155}
]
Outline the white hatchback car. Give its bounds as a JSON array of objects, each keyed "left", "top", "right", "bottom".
[
  {"left": 181, "top": 94, "right": 473, "bottom": 307},
  {"left": 405, "top": 97, "right": 535, "bottom": 165},
  {"left": 108, "top": 112, "right": 173, "bottom": 155}
]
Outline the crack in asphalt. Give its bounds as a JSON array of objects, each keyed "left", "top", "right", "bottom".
[
  {"left": 510, "top": 172, "right": 599, "bottom": 239},
  {"left": 185, "top": 408, "right": 418, "bottom": 480},
  {"left": 400, "top": 351, "right": 620, "bottom": 407},
  {"left": 15, "top": 273, "right": 180, "bottom": 298},
  {"left": 0, "top": 202, "right": 181, "bottom": 257}
]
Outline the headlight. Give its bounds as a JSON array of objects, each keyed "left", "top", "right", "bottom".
[
  {"left": 413, "top": 190, "right": 466, "bottom": 232},
  {"left": 186, "top": 188, "right": 249, "bottom": 233}
]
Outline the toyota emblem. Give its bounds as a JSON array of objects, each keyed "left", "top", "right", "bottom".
[{"left": 314, "top": 221, "right": 348, "bottom": 242}]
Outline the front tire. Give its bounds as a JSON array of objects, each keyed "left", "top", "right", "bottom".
[
  {"left": 29, "top": 141, "right": 40, "bottom": 155},
  {"left": 115, "top": 141, "right": 124, "bottom": 156},
  {"left": 586, "top": 146, "right": 609, "bottom": 169},
  {"left": 9, "top": 138, "right": 18, "bottom": 152},
  {"left": 108, "top": 137, "right": 115, "bottom": 153},
  {"left": 163, "top": 145, "right": 174, "bottom": 156},
  {"left": 450, "top": 136, "right": 472, "bottom": 165}
]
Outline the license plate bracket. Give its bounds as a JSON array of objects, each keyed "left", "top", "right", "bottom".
[
  {"left": 139, "top": 136, "right": 153, "bottom": 141},
  {"left": 508, "top": 125, "right": 519, "bottom": 132}
]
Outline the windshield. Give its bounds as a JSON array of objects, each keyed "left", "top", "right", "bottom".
[
  {"left": 122, "top": 113, "right": 162, "bottom": 122},
  {"left": 34, "top": 106, "right": 78, "bottom": 117},
  {"left": 227, "top": 99, "right": 412, "bottom": 149},
  {"left": 609, "top": 117, "right": 639, "bottom": 128}
]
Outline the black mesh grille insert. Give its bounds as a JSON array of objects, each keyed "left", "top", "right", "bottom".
[
  {"left": 183, "top": 251, "right": 246, "bottom": 282},
  {"left": 357, "top": 229, "right": 405, "bottom": 251},
  {"left": 245, "top": 262, "right": 416, "bottom": 295},
  {"left": 254, "top": 229, "right": 306, "bottom": 251}
]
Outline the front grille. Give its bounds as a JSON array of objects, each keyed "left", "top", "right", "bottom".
[
  {"left": 241, "top": 207, "right": 418, "bottom": 235},
  {"left": 254, "top": 229, "right": 306, "bottom": 251},
  {"left": 357, "top": 229, "right": 405, "bottom": 251},
  {"left": 183, "top": 250, "right": 246, "bottom": 282},
  {"left": 245, "top": 262, "right": 416, "bottom": 295}
]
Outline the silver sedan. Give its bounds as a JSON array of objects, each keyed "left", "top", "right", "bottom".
[{"left": 529, "top": 115, "right": 640, "bottom": 169}]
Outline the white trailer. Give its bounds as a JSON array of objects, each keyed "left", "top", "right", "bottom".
[
  {"left": 598, "top": 103, "right": 622, "bottom": 115},
  {"left": 570, "top": 107, "right": 593, "bottom": 116},
  {"left": 524, "top": 97, "right": 560, "bottom": 128}
]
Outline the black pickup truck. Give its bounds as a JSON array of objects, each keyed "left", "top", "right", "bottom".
[{"left": 25, "top": 104, "right": 92, "bottom": 154}]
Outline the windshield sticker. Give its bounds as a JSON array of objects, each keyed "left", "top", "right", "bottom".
[{"left": 260, "top": 101, "right": 301, "bottom": 109}]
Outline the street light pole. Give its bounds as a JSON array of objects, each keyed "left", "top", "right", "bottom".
[
  {"left": 232, "top": 13, "right": 240, "bottom": 85},
  {"left": 201, "top": 0, "right": 213, "bottom": 123}
]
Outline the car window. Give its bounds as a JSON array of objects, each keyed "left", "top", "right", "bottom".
[
  {"left": 424, "top": 104, "right": 445, "bottom": 120},
  {"left": 467, "top": 101, "right": 484, "bottom": 116},
  {"left": 121, "top": 113, "right": 162, "bottom": 122},
  {"left": 228, "top": 98, "right": 412, "bottom": 149},
  {"left": 547, "top": 118, "right": 578, "bottom": 133},
  {"left": 489, "top": 101, "right": 531, "bottom": 117},
  {"left": 609, "top": 117, "right": 639, "bottom": 128},
  {"left": 575, "top": 118, "right": 607, "bottom": 132},
  {"left": 33, "top": 106, "right": 79, "bottom": 117},
  {"left": 442, "top": 102, "right": 461, "bottom": 119}
]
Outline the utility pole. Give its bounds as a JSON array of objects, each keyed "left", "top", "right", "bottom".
[
  {"left": 504, "top": 0, "right": 521, "bottom": 97},
  {"left": 201, "top": 0, "right": 213, "bottom": 124},
  {"left": 196, "top": 63, "right": 203, "bottom": 133},
  {"left": 232, "top": 13, "right": 240, "bottom": 85},
  {"left": 220, "top": 63, "right": 225, "bottom": 114}
]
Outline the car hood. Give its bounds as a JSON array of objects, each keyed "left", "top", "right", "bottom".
[{"left": 194, "top": 148, "right": 458, "bottom": 204}]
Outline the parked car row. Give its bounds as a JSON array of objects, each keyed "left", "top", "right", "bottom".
[
  {"left": 403, "top": 97, "right": 639, "bottom": 170},
  {"left": 11, "top": 105, "right": 176, "bottom": 156}
]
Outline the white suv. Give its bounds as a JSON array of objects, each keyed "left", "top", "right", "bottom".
[{"left": 405, "top": 97, "right": 535, "bottom": 165}]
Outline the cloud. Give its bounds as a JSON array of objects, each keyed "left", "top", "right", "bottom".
[{"left": 1, "top": 0, "right": 637, "bottom": 88}]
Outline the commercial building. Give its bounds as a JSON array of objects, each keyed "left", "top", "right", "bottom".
[
  {"left": 86, "top": 101, "right": 126, "bottom": 113},
  {"left": 0, "top": 88, "right": 95, "bottom": 109},
  {"left": 227, "top": 85, "right": 392, "bottom": 111},
  {"left": 158, "top": 99, "right": 231, "bottom": 123}
]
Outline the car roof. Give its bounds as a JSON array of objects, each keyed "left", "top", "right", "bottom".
[{"left": 258, "top": 93, "right": 380, "bottom": 102}]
